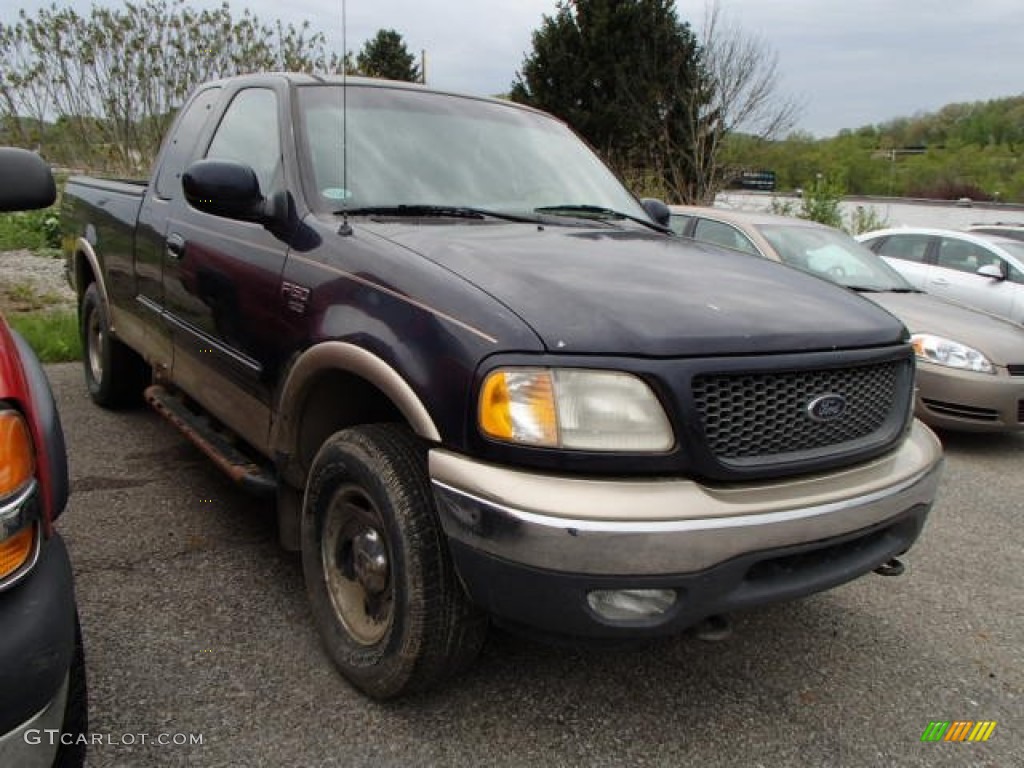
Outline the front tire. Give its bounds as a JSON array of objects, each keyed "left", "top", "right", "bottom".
[
  {"left": 301, "top": 424, "right": 486, "bottom": 699},
  {"left": 80, "top": 283, "right": 148, "bottom": 408}
]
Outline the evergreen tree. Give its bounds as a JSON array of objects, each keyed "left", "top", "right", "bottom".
[
  {"left": 510, "top": 0, "right": 702, "bottom": 199},
  {"left": 356, "top": 29, "right": 421, "bottom": 83}
]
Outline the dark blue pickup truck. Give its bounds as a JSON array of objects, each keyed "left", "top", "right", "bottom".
[{"left": 62, "top": 74, "right": 943, "bottom": 699}]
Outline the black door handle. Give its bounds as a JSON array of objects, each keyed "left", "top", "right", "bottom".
[{"left": 166, "top": 233, "right": 186, "bottom": 260}]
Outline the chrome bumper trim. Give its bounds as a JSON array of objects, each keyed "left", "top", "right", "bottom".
[{"left": 430, "top": 424, "right": 942, "bottom": 575}]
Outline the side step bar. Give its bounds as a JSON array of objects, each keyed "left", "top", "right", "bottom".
[{"left": 144, "top": 385, "right": 277, "bottom": 498}]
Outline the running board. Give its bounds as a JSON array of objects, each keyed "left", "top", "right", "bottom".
[{"left": 144, "top": 385, "right": 277, "bottom": 498}]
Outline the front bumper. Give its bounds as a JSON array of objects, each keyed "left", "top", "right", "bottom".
[
  {"left": 430, "top": 421, "right": 943, "bottom": 638},
  {"left": 916, "top": 363, "right": 1024, "bottom": 431},
  {"left": 0, "top": 533, "right": 76, "bottom": 765}
]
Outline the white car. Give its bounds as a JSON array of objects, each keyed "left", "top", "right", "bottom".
[{"left": 857, "top": 227, "right": 1024, "bottom": 325}]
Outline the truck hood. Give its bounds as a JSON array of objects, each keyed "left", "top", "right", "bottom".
[
  {"left": 867, "top": 290, "right": 1024, "bottom": 367},
  {"left": 369, "top": 222, "right": 907, "bottom": 356}
]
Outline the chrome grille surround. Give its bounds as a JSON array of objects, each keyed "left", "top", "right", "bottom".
[{"left": 693, "top": 359, "right": 911, "bottom": 467}]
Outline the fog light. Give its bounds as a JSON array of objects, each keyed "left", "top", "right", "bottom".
[{"left": 587, "top": 588, "right": 676, "bottom": 621}]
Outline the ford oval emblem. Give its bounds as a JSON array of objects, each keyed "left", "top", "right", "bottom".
[{"left": 806, "top": 393, "right": 847, "bottom": 422}]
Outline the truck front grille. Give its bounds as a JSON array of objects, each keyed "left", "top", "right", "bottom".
[{"left": 693, "top": 360, "right": 908, "bottom": 465}]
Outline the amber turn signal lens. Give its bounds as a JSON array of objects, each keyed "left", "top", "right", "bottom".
[
  {"left": 478, "top": 369, "right": 558, "bottom": 446},
  {"left": 0, "top": 524, "right": 35, "bottom": 581},
  {"left": 0, "top": 410, "right": 34, "bottom": 496}
]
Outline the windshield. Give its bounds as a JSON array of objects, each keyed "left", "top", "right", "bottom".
[
  {"left": 757, "top": 223, "right": 914, "bottom": 291},
  {"left": 993, "top": 239, "right": 1024, "bottom": 265},
  {"left": 296, "top": 84, "right": 648, "bottom": 220}
]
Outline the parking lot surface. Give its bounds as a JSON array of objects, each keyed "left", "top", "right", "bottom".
[{"left": 47, "top": 362, "right": 1021, "bottom": 767}]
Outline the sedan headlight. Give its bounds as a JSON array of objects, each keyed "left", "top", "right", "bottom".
[
  {"left": 478, "top": 368, "right": 674, "bottom": 451},
  {"left": 911, "top": 334, "right": 994, "bottom": 374}
]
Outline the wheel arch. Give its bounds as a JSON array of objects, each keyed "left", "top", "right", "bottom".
[
  {"left": 271, "top": 341, "right": 441, "bottom": 489},
  {"left": 71, "top": 238, "right": 110, "bottom": 315}
]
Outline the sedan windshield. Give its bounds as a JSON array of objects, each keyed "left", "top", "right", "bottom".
[
  {"left": 296, "top": 84, "right": 648, "bottom": 221},
  {"left": 757, "top": 223, "right": 914, "bottom": 292}
]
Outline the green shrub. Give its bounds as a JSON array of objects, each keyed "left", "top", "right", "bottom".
[
  {"left": 0, "top": 208, "right": 62, "bottom": 251},
  {"left": 7, "top": 310, "right": 81, "bottom": 362}
]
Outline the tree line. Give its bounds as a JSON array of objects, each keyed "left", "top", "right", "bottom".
[
  {"left": 723, "top": 95, "right": 1024, "bottom": 203},
  {"left": 7, "top": 0, "right": 1011, "bottom": 205},
  {"left": 0, "top": 0, "right": 420, "bottom": 173}
]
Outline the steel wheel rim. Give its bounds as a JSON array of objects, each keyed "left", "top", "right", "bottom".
[
  {"left": 86, "top": 307, "right": 104, "bottom": 384},
  {"left": 321, "top": 484, "right": 393, "bottom": 646}
]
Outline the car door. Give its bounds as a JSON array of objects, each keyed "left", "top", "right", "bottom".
[
  {"left": 865, "top": 233, "right": 934, "bottom": 289},
  {"left": 162, "top": 85, "right": 291, "bottom": 451},
  {"left": 134, "top": 85, "right": 224, "bottom": 374},
  {"left": 930, "top": 236, "right": 1017, "bottom": 320}
]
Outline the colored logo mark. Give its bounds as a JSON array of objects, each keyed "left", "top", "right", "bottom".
[{"left": 921, "top": 720, "right": 997, "bottom": 742}]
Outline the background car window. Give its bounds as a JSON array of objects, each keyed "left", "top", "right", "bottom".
[
  {"left": 206, "top": 88, "right": 281, "bottom": 194},
  {"left": 873, "top": 234, "right": 931, "bottom": 262},
  {"left": 693, "top": 218, "right": 759, "bottom": 255},
  {"left": 936, "top": 238, "right": 1002, "bottom": 274},
  {"left": 668, "top": 214, "right": 693, "bottom": 236}
]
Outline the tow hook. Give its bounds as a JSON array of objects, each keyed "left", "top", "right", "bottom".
[
  {"left": 874, "top": 558, "right": 905, "bottom": 577},
  {"left": 694, "top": 614, "right": 732, "bottom": 642}
]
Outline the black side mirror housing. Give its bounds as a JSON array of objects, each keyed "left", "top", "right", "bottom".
[
  {"left": 183, "top": 159, "right": 271, "bottom": 223},
  {"left": 640, "top": 197, "right": 671, "bottom": 227},
  {"left": 0, "top": 147, "right": 56, "bottom": 212}
]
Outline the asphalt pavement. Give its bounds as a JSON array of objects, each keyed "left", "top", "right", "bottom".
[{"left": 46, "top": 362, "right": 1022, "bottom": 768}]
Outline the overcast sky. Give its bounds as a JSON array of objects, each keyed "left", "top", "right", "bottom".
[{"left": 3, "top": 0, "right": 1022, "bottom": 137}]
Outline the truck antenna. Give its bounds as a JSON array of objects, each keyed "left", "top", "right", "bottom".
[{"left": 338, "top": 0, "right": 352, "bottom": 236}]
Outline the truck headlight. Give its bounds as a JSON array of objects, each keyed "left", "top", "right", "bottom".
[
  {"left": 911, "top": 334, "right": 994, "bottom": 374},
  {"left": 478, "top": 368, "right": 674, "bottom": 451}
]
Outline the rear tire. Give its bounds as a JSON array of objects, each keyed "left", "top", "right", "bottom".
[
  {"left": 80, "top": 283, "right": 148, "bottom": 408},
  {"left": 301, "top": 424, "right": 486, "bottom": 699}
]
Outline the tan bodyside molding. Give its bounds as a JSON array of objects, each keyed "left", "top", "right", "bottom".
[
  {"left": 271, "top": 340, "right": 441, "bottom": 460},
  {"left": 72, "top": 237, "right": 110, "bottom": 314}
]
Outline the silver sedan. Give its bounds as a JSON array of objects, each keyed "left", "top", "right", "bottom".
[
  {"left": 670, "top": 207, "right": 1024, "bottom": 432},
  {"left": 856, "top": 227, "right": 1024, "bottom": 325}
]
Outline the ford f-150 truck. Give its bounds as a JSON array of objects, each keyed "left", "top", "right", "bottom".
[{"left": 62, "top": 73, "right": 943, "bottom": 699}]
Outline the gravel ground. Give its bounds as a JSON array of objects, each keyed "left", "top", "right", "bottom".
[{"left": 0, "top": 248, "right": 75, "bottom": 313}]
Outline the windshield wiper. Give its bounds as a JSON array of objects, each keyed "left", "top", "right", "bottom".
[
  {"left": 845, "top": 285, "right": 884, "bottom": 293},
  {"left": 534, "top": 204, "right": 669, "bottom": 233},
  {"left": 336, "top": 205, "right": 537, "bottom": 223}
]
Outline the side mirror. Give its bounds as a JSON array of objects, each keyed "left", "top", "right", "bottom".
[
  {"left": 183, "top": 159, "right": 269, "bottom": 222},
  {"left": 976, "top": 263, "right": 1005, "bottom": 280},
  {"left": 0, "top": 147, "right": 56, "bottom": 212},
  {"left": 640, "top": 197, "right": 671, "bottom": 227}
]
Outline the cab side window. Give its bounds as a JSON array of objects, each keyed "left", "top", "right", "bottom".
[
  {"left": 693, "top": 218, "right": 759, "bottom": 255},
  {"left": 873, "top": 234, "right": 931, "bottom": 263},
  {"left": 205, "top": 88, "right": 281, "bottom": 194},
  {"left": 154, "top": 87, "right": 222, "bottom": 200}
]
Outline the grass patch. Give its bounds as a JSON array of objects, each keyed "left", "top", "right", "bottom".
[{"left": 7, "top": 309, "right": 81, "bottom": 363}]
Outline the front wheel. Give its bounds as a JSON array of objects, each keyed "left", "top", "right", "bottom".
[
  {"left": 79, "top": 283, "right": 148, "bottom": 408},
  {"left": 301, "top": 424, "right": 486, "bottom": 699}
]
